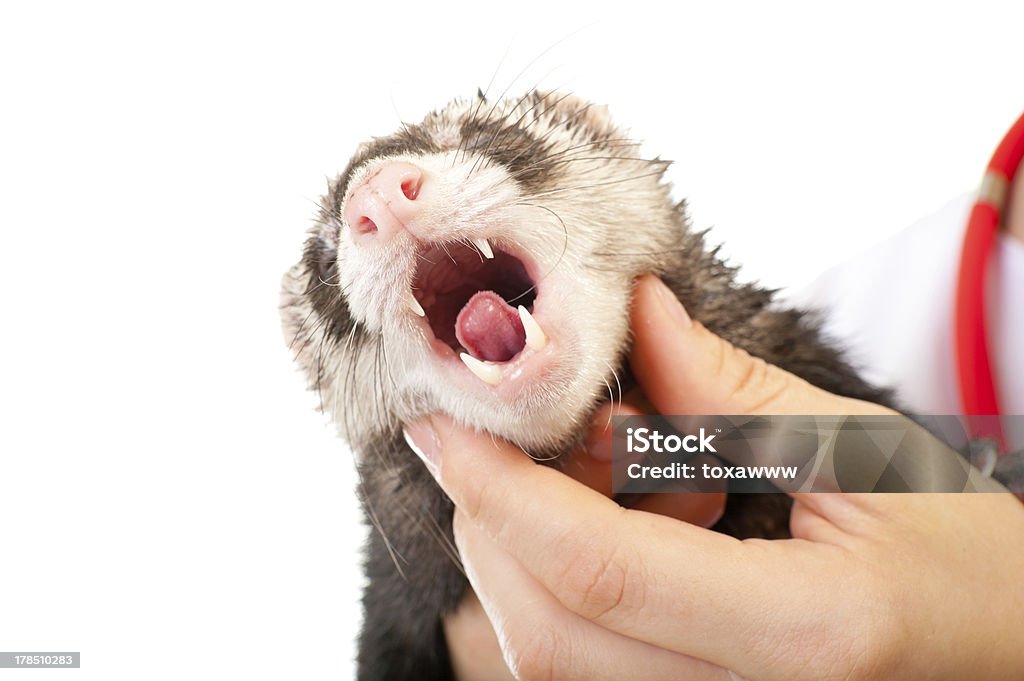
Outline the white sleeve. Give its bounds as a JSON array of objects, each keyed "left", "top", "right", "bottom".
[
  {"left": 992, "top": 231, "right": 1024, "bottom": 442},
  {"left": 782, "top": 195, "right": 1024, "bottom": 448}
]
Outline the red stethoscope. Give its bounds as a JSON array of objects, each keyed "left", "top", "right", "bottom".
[{"left": 955, "top": 112, "right": 1024, "bottom": 449}]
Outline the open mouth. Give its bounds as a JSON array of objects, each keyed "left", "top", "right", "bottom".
[{"left": 410, "top": 240, "right": 548, "bottom": 383}]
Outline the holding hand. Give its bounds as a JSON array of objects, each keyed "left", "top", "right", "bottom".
[{"left": 406, "top": 276, "right": 1024, "bottom": 681}]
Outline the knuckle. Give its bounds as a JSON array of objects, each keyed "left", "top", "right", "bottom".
[
  {"left": 705, "top": 326, "right": 730, "bottom": 380},
  {"left": 504, "top": 628, "right": 564, "bottom": 681},
  {"left": 723, "top": 349, "right": 789, "bottom": 413},
  {"left": 446, "top": 443, "right": 524, "bottom": 535},
  {"left": 558, "top": 537, "right": 641, "bottom": 623},
  {"left": 457, "top": 469, "right": 492, "bottom": 522}
]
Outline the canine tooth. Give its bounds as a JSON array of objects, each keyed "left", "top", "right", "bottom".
[
  {"left": 407, "top": 293, "right": 425, "bottom": 317},
  {"left": 460, "top": 352, "right": 502, "bottom": 385},
  {"left": 473, "top": 237, "right": 494, "bottom": 259},
  {"left": 518, "top": 305, "right": 548, "bottom": 350}
]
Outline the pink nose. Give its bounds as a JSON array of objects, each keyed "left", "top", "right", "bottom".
[{"left": 344, "top": 161, "right": 425, "bottom": 246}]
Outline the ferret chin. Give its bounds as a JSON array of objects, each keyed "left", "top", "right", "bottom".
[{"left": 280, "top": 90, "right": 896, "bottom": 681}]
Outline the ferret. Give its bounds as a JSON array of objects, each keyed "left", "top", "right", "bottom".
[{"left": 280, "top": 90, "right": 899, "bottom": 680}]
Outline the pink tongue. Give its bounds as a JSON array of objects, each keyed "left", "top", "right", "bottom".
[{"left": 455, "top": 291, "right": 527, "bottom": 362}]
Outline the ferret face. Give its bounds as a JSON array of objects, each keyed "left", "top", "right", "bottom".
[{"left": 281, "top": 92, "right": 687, "bottom": 453}]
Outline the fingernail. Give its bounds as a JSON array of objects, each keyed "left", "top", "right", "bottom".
[
  {"left": 403, "top": 418, "right": 441, "bottom": 477},
  {"left": 728, "top": 671, "right": 752, "bottom": 681},
  {"left": 651, "top": 276, "right": 692, "bottom": 328}
]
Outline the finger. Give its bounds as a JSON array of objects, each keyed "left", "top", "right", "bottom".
[
  {"left": 628, "top": 275, "right": 894, "bottom": 417},
  {"left": 561, "top": 401, "right": 644, "bottom": 498},
  {"left": 631, "top": 491, "right": 727, "bottom": 528},
  {"left": 453, "top": 510, "right": 732, "bottom": 681},
  {"left": 563, "top": 403, "right": 728, "bottom": 527},
  {"left": 403, "top": 414, "right": 819, "bottom": 673},
  {"left": 629, "top": 276, "right": 1007, "bottom": 495}
]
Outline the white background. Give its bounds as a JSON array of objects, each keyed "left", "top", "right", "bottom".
[{"left": 1, "top": 1, "right": 1021, "bottom": 678}]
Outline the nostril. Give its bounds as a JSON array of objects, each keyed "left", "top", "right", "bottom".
[
  {"left": 401, "top": 176, "right": 422, "bottom": 201},
  {"left": 355, "top": 216, "right": 378, "bottom": 236}
]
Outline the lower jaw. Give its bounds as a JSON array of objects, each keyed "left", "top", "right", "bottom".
[{"left": 432, "top": 330, "right": 560, "bottom": 400}]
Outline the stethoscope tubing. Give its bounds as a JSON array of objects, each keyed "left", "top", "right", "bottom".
[{"left": 955, "top": 112, "right": 1024, "bottom": 448}]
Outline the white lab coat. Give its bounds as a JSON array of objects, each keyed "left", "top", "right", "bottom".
[{"left": 786, "top": 195, "right": 1024, "bottom": 450}]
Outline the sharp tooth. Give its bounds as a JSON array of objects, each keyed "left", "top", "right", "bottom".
[
  {"left": 460, "top": 352, "right": 502, "bottom": 385},
  {"left": 473, "top": 237, "right": 494, "bottom": 259},
  {"left": 407, "top": 293, "right": 425, "bottom": 317},
  {"left": 518, "top": 305, "right": 548, "bottom": 350}
]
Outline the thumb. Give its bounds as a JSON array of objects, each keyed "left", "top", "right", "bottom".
[{"left": 629, "top": 275, "right": 893, "bottom": 417}]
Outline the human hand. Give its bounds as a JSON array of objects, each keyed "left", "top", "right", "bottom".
[
  {"left": 441, "top": 393, "right": 728, "bottom": 681},
  {"left": 409, "top": 275, "right": 1024, "bottom": 680}
]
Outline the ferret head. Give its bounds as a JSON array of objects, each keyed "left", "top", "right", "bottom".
[{"left": 281, "top": 91, "right": 689, "bottom": 454}]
